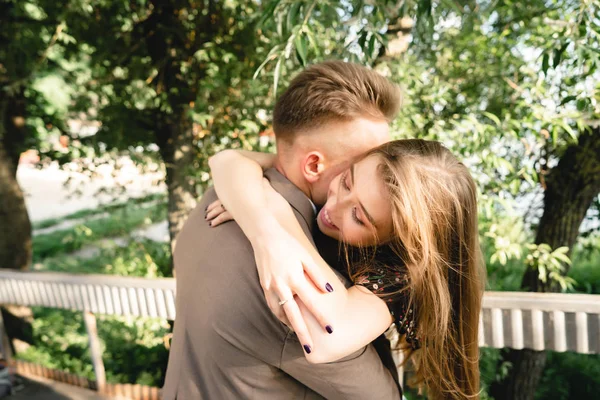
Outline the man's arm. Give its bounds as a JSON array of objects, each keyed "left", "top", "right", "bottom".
[{"left": 280, "top": 335, "right": 401, "bottom": 400}]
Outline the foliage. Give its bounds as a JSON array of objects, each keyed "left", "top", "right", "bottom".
[
  {"left": 524, "top": 243, "right": 574, "bottom": 291},
  {"left": 17, "top": 307, "right": 170, "bottom": 386},
  {"left": 39, "top": 239, "right": 172, "bottom": 278},
  {"left": 535, "top": 351, "right": 600, "bottom": 400},
  {"left": 568, "top": 233, "right": 600, "bottom": 294},
  {"left": 21, "top": 204, "right": 173, "bottom": 385},
  {"left": 477, "top": 348, "right": 600, "bottom": 400}
]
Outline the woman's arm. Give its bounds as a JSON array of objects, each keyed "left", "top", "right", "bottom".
[
  {"left": 263, "top": 186, "right": 393, "bottom": 363},
  {"left": 208, "top": 150, "right": 393, "bottom": 363},
  {"left": 208, "top": 149, "right": 279, "bottom": 241}
]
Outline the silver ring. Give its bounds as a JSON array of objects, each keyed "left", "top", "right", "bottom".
[{"left": 278, "top": 298, "right": 291, "bottom": 306}]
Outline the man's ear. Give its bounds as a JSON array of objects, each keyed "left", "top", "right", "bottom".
[{"left": 302, "top": 151, "right": 326, "bottom": 183}]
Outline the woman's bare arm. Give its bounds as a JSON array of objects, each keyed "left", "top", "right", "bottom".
[
  {"left": 263, "top": 184, "right": 393, "bottom": 363},
  {"left": 209, "top": 149, "right": 393, "bottom": 363},
  {"left": 208, "top": 149, "right": 279, "bottom": 241}
]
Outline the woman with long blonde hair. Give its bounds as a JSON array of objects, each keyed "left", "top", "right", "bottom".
[{"left": 207, "top": 139, "right": 485, "bottom": 399}]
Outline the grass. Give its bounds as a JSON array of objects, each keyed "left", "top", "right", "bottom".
[
  {"left": 32, "top": 200, "right": 167, "bottom": 262},
  {"left": 32, "top": 193, "right": 165, "bottom": 230},
  {"left": 37, "top": 239, "right": 172, "bottom": 277}
]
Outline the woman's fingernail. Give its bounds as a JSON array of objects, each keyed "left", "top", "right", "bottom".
[
  {"left": 325, "top": 283, "right": 333, "bottom": 293},
  {"left": 326, "top": 325, "right": 333, "bottom": 334},
  {"left": 303, "top": 344, "right": 312, "bottom": 354},
  {"left": 205, "top": 206, "right": 208, "bottom": 211},
  {"left": 208, "top": 221, "right": 212, "bottom": 227}
]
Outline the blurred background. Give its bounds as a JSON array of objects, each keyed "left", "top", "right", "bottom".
[{"left": 0, "top": 0, "right": 599, "bottom": 399}]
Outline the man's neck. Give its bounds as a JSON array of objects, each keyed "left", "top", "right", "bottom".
[{"left": 273, "top": 155, "right": 312, "bottom": 201}]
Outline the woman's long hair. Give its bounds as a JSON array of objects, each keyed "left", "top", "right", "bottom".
[{"left": 349, "top": 139, "right": 485, "bottom": 399}]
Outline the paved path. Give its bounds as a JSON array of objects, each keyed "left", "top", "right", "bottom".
[
  {"left": 17, "top": 161, "right": 165, "bottom": 223},
  {"left": 7, "top": 375, "right": 110, "bottom": 400}
]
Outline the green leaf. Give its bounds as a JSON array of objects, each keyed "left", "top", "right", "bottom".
[
  {"left": 553, "top": 246, "right": 569, "bottom": 254},
  {"left": 287, "top": 2, "right": 302, "bottom": 34},
  {"left": 576, "top": 98, "right": 588, "bottom": 111},
  {"left": 559, "top": 95, "right": 577, "bottom": 106},
  {"left": 253, "top": 45, "right": 282, "bottom": 80},
  {"left": 553, "top": 42, "right": 569, "bottom": 68},
  {"left": 367, "top": 34, "right": 376, "bottom": 60},
  {"left": 557, "top": 120, "right": 577, "bottom": 141},
  {"left": 483, "top": 111, "right": 501, "bottom": 126},
  {"left": 542, "top": 53, "right": 549, "bottom": 75},
  {"left": 295, "top": 34, "right": 308, "bottom": 66},
  {"left": 304, "top": 27, "right": 320, "bottom": 56},
  {"left": 273, "top": 56, "right": 282, "bottom": 98},
  {"left": 259, "top": 0, "right": 281, "bottom": 28}
]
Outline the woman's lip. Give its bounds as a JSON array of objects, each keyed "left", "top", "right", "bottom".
[{"left": 320, "top": 209, "right": 338, "bottom": 230}]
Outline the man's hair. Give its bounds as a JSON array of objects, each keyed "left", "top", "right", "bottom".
[{"left": 273, "top": 61, "right": 402, "bottom": 143}]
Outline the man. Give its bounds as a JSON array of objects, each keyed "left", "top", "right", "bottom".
[{"left": 162, "top": 61, "right": 402, "bottom": 399}]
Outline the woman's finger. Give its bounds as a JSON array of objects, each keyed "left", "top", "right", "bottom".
[
  {"left": 294, "top": 278, "right": 334, "bottom": 334},
  {"left": 264, "top": 289, "right": 292, "bottom": 325},
  {"left": 205, "top": 199, "right": 223, "bottom": 214},
  {"left": 282, "top": 298, "right": 314, "bottom": 355},
  {"left": 301, "top": 257, "right": 334, "bottom": 294},
  {"left": 206, "top": 203, "right": 227, "bottom": 221},
  {"left": 209, "top": 211, "right": 234, "bottom": 227},
  {"left": 275, "top": 285, "right": 313, "bottom": 354}
]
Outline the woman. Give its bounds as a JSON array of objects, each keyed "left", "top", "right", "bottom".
[{"left": 207, "top": 139, "right": 485, "bottom": 399}]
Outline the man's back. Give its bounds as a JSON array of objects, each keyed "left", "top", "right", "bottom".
[{"left": 162, "top": 169, "right": 399, "bottom": 400}]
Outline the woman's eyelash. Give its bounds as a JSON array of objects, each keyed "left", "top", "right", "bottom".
[
  {"left": 341, "top": 171, "right": 363, "bottom": 226},
  {"left": 342, "top": 172, "right": 350, "bottom": 190},
  {"left": 352, "top": 207, "right": 364, "bottom": 226}
]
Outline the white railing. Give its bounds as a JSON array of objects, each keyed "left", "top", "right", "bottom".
[{"left": 0, "top": 269, "right": 598, "bottom": 397}]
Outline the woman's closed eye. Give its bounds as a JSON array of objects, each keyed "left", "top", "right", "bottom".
[
  {"left": 342, "top": 171, "right": 351, "bottom": 191},
  {"left": 352, "top": 207, "right": 365, "bottom": 226},
  {"left": 341, "top": 171, "right": 365, "bottom": 227}
]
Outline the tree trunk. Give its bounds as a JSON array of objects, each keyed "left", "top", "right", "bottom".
[
  {"left": 0, "top": 93, "right": 32, "bottom": 271},
  {"left": 157, "top": 107, "right": 198, "bottom": 267},
  {"left": 490, "top": 126, "right": 600, "bottom": 400},
  {"left": 0, "top": 90, "right": 35, "bottom": 354}
]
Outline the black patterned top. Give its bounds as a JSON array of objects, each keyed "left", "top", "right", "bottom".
[
  {"left": 312, "top": 230, "right": 421, "bottom": 349},
  {"left": 352, "top": 258, "right": 421, "bottom": 350}
]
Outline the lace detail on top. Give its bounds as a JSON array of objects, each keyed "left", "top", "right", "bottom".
[{"left": 354, "top": 262, "right": 421, "bottom": 350}]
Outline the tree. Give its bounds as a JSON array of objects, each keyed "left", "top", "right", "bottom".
[
  {"left": 62, "top": 0, "right": 270, "bottom": 259},
  {"left": 0, "top": 0, "right": 76, "bottom": 351}
]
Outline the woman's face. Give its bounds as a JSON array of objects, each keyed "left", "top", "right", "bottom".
[{"left": 316, "top": 155, "right": 394, "bottom": 246}]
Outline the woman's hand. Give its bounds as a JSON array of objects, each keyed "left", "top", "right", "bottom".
[
  {"left": 250, "top": 225, "right": 336, "bottom": 348},
  {"left": 205, "top": 199, "right": 233, "bottom": 227}
]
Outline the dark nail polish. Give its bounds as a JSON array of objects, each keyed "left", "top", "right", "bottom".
[
  {"left": 325, "top": 283, "right": 333, "bottom": 293},
  {"left": 303, "top": 344, "right": 312, "bottom": 354},
  {"left": 205, "top": 206, "right": 208, "bottom": 212},
  {"left": 326, "top": 325, "right": 333, "bottom": 334},
  {"left": 208, "top": 221, "right": 212, "bottom": 227}
]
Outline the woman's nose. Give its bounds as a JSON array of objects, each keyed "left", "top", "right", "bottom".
[{"left": 334, "top": 192, "right": 351, "bottom": 213}]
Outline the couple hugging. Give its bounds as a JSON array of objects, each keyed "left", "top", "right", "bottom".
[{"left": 162, "top": 61, "right": 485, "bottom": 400}]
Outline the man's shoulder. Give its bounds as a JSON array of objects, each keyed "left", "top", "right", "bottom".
[{"left": 174, "top": 187, "right": 254, "bottom": 275}]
